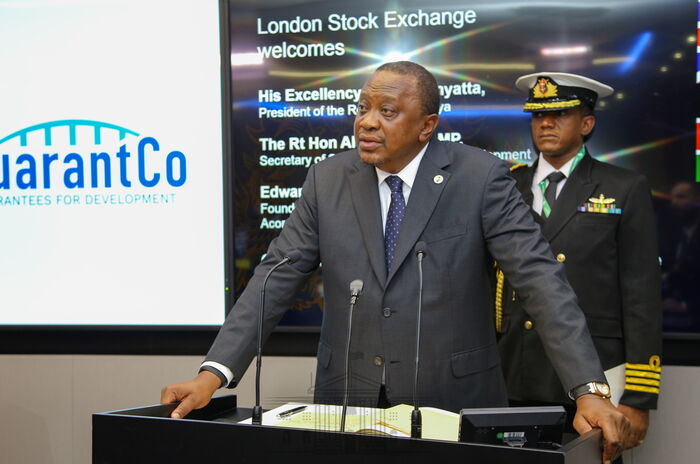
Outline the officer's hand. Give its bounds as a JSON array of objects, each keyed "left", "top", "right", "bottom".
[
  {"left": 160, "top": 371, "right": 222, "bottom": 419},
  {"left": 573, "top": 394, "right": 630, "bottom": 464},
  {"left": 617, "top": 404, "right": 650, "bottom": 449}
]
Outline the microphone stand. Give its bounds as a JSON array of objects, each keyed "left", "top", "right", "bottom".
[
  {"left": 340, "top": 279, "right": 363, "bottom": 432},
  {"left": 252, "top": 252, "right": 300, "bottom": 425},
  {"left": 411, "top": 242, "right": 427, "bottom": 438}
]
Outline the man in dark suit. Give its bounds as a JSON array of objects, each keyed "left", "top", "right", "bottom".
[
  {"left": 496, "top": 72, "right": 662, "bottom": 451},
  {"left": 162, "top": 62, "right": 628, "bottom": 461}
]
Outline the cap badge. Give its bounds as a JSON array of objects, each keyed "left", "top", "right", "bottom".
[{"left": 533, "top": 77, "right": 558, "bottom": 98}]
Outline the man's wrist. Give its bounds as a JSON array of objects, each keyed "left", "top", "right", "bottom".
[
  {"left": 569, "top": 381, "right": 612, "bottom": 401},
  {"left": 198, "top": 366, "right": 227, "bottom": 389},
  {"left": 199, "top": 361, "right": 234, "bottom": 387}
]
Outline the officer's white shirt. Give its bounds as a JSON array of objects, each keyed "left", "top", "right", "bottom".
[{"left": 531, "top": 154, "right": 577, "bottom": 215}]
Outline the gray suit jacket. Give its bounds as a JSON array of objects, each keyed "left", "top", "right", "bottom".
[{"left": 205, "top": 140, "right": 605, "bottom": 412}]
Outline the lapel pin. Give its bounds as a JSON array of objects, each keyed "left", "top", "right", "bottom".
[{"left": 433, "top": 175, "right": 444, "bottom": 184}]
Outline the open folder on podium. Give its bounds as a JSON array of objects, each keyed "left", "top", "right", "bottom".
[{"left": 239, "top": 403, "right": 460, "bottom": 441}]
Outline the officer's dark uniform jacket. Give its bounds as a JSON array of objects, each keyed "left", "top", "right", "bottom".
[{"left": 496, "top": 152, "right": 662, "bottom": 410}]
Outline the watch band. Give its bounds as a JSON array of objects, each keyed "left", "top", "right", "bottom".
[{"left": 568, "top": 381, "right": 612, "bottom": 401}]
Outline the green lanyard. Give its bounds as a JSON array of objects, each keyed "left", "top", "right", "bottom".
[{"left": 538, "top": 146, "right": 586, "bottom": 217}]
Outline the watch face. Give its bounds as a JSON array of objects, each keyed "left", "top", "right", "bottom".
[{"left": 571, "top": 382, "right": 612, "bottom": 400}]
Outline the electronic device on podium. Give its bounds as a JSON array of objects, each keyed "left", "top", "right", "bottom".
[{"left": 459, "top": 406, "right": 567, "bottom": 449}]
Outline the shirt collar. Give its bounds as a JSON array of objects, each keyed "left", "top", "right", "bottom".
[
  {"left": 375, "top": 142, "right": 429, "bottom": 188},
  {"left": 533, "top": 149, "right": 579, "bottom": 186}
]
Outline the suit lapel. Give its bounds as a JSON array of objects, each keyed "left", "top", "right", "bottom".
[
  {"left": 386, "top": 143, "right": 451, "bottom": 285},
  {"left": 349, "top": 157, "right": 387, "bottom": 288},
  {"left": 541, "top": 154, "right": 598, "bottom": 241}
]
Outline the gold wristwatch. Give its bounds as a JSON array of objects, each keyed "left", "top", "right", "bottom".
[{"left": 568, "top": 382, "right": 612, "bottom": 401}]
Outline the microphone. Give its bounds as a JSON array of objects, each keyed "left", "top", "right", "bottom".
[
  {"left": 252, "top": 250, "right": 302, "bottom": 426},
  {"left": 411, "top": 241, "right": 427, "bottom": 438},
  {"left": 340, "top": 279, "right": 364, "bottom": 432}
]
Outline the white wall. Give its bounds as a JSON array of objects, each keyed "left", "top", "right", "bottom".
[
  {"left": 0, "top": 355, "right": 316, "bottom": 464},
  {"left": 0, "top": 357, "right": 697, "bottom": 464},
  {"left": 630, "top": 365, "right": 700, "bottom": 464}
]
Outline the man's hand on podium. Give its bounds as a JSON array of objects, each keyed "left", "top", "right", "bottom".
[
  {"left": 160, "top": 371, "right": 221, "bottom": 419},
  {"left": 617, "top": 404, "right": 649, "bottom": 449},
  {"left": 573, "top": 394, "right": 631, "bottom": 464}
]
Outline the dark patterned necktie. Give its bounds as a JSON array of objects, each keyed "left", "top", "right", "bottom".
[
  {"left": 384, "top": 175, "right": 405, "bottom": 274},
  {"left": 543, "top": 171, "right": 566, "bottom": 218}
]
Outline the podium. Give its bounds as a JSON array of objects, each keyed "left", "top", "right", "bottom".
[{"left": 93, "top": 395, "right": 601, "bottom": 463}]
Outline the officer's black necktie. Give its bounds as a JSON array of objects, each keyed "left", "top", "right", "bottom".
[{"left": 543, "top": 171, "right": 566, "bottom": 218}]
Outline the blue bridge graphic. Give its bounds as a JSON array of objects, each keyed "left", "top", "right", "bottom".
[{"left": 0, "top": 119, "right": 140, "bottom": 147}]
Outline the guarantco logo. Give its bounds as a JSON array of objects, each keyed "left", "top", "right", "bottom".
[{"left": 0, "top": 119, "right": 187, "bottom": 207}]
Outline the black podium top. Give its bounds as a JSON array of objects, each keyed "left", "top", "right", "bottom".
[{"left": 93, "top": 395, "right": 601, "bottom": 464}]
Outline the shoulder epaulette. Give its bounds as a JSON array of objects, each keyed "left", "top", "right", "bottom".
[{"left": 509, "top": 163, "right": 527, "bottom": 172}]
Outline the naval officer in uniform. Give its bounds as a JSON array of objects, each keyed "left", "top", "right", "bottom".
[{"left": 496, "top": 72, "right": 662, "bottom": 451}]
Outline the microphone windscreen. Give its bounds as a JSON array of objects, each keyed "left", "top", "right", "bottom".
[
  {"left": 286, "top": 250, "right": 303, "bottom": 263},
  {"left": 415, "top": 241, "right": 427, "bottom": 256},
  {"left": 349, "top": 279, "right": 364, "bottom": 294}
]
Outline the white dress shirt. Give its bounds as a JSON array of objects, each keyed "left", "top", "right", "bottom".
[
  {"left": 375, "top": 143, "right": 428, "bottom": 232},
  {"left": 531, "top": 154, "right": 577, "bottom": 216}
]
